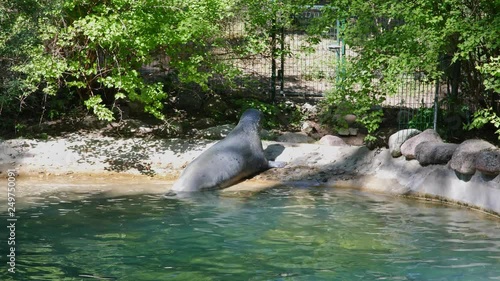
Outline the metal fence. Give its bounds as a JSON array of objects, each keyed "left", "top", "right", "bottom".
[
  {"left": 385, "top": 75, "right": 438, "bottom": 131},
  {"left": 218, "top": 5, "right": 345, "bottom": 100},
  {"left": 145, "top": 5, "right": 442, "bottom": 133},
  {"left": 224, "top": 5, "right": 439, "bottom": 131}
]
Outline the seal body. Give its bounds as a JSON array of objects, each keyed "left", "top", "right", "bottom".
[{"left": 171, "top": 109, "right": 270, "bottom": 193}]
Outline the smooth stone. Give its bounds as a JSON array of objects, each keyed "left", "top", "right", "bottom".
[
  {"left": 349, "top": 128, "right": 358, "bottom": 136},
  {"left": 198, "top": 124, "right": 235, "bottom": 139},
  {"left": 401, "top": 129, "right": 442, "bottom": 160},
  {"left": 317, "top": 135, "right": 348, "bottom": 146},
  {"left": 388, "top": 129, "right": 421, "bottom": 157},
  {"left": 344, "top": 114, "right": 357, "bottom": 125},
  {"left": 301, "top": 121, "right": 317, "bottom": 135},
  {"left": 338, "top": 128, "right": 350, "bottom": 136}
]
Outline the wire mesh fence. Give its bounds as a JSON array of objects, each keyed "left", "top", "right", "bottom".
[
  {"left": 144, "top": 4, "right": 441, "bottom": 135},
  {"left": 383, "top": 74, "right": 437, "bottom": 131}
]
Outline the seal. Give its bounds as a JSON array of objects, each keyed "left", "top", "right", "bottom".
[{"left": 170, "top": 108, "right": 283, "bottom": 194}]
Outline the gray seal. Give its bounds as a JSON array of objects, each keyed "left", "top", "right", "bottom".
[{"left": 170, "top": 109, "right": 283, "bottom": 194}]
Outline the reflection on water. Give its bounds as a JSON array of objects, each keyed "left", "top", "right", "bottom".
[{"left": 1, "top": 187, "right": 500, "bottom": 280}]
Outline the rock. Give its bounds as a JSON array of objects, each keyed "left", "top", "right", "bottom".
[
  {"left": 349, "top": 128, "right": 358, "bottom": 136},
  {"left": 301, "top": 103, "right": 318, "bottom": 118},
  {"left": 202, "top": 96, "right": 229, "bottom": 115},
  {"left": 475, "top": 149, "right": 500, "bottom": 176},
  {"left": 198, "top": 124, "right": 235, "bottom": 139},
  {"left": 301, "top": 121, "right": 327, "bottom": 138},
  {"left": 318, "top": 135, "right": 348, "bottom": 146},
  {"left": 193, "top": 118, "right": 216, "bottom": 129},
  {"left": 276, "top": 132, "right": 315, "bottom": 143},
  {"left": 137, "top": 126, "right": 154, "bottom": 135},
  {"left": 154, "top": 121, "right": 184, "bottom": 137},
  {"left": 344, "top": 114, "right": 357, "bottom": 125},
  {"left": 337, "top": 128, "right": 350, "bottom": 136},
  {"left": 415, "top": 142, "right": 459, "bottom": 166},
  {"left": 301, "top": 121, "right": 317, "bottom": 135},
  {"left": 261, "top": 129, "right": 278, "bottom": 140},
  {"left": 113, "top": 119, "right": 155, "bottom": 136},
  {"left": 81, "top": 115, "right": 108, "bottom": 129},
  {"left": 174, "top": 91, "right": 204, "bottom": 111},
  {"left": 401, "top": 129, "right": 442, "bottom": 159},
  {"left": 388, "top": 129, "right": 421, "bottom": 157},
  {"left": 450, "top": 139, "right": 496, "bottom": 175}
]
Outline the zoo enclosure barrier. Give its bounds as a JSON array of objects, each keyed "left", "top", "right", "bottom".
[{"left": 145, "top": 5, "right": 467, "bottom": 138}]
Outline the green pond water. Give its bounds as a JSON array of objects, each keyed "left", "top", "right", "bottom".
[{"left": 2, "top": 187, "right": 500, "bottom": 280}]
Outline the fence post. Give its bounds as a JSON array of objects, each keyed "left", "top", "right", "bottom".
[
  {"left": 434, "top": 78, "right": 439, "bottom": 130},
  {"left": 270, "top": 17, "right": 277, "bottom": 102},
  {"left": 279, "top": 25, "right": 285, "bottom": 98}
]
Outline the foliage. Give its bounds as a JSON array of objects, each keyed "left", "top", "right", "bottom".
[
  {"left": 2, "top": 0, "right": 238, "bottom": 122},
  {"left": 232, "top": 0, "right": 315, "bottom": 56},
  {"left": 234, "top": 98, "right": 280, "bottom": 129},
  {"left": 465, "top": 57, "right": 500, "bottom": 140},
  {"left": 321, "top": 60, "right": 385, "bottom": 142},
  {"left": 314, "top": 0, "right": 499, "bottom": 141},
  {"left": 408, "top": 107, "right": 434, "bottom": 131},
  {"left": 465, "top": 108, "right": 500, "bottom": 141},
  {"left": 233, "top": 98, "right": 302, "bottom": 130},
  {"left": 477, "top": 57, "right": 500, "bottom": 94}
]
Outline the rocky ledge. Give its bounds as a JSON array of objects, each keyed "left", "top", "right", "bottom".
[{"left": 0, "top": 132, "right": 499, "bottom": 216}]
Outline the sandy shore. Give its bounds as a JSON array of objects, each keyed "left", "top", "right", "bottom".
[{"left": 1, "top": 135, "right": 499, "bottom": 215}]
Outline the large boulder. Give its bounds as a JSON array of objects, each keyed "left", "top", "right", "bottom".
[
  {"left": 475, "top": 149, "right": 500, "bottom": 176},
  {"left": 415, "top": 142, "right": 459, "bottom": 166},
  {"left": 277, "top": 132, "right": 315, "bottom": 143},
  {"left": 449, "top": 139, "right": 496, "bottom": 175},
  {"left": 401, "top": 129, "right": 442, "bottom": 159},
  {"left": 388, "top": 129, "right": 421, "bottom": 157},
  {"left": 317, "top": 135, "right": 348, "bottom": 146}
]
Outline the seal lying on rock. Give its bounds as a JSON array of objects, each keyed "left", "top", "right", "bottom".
[{"left": 169, "top": 109, "right": 284, "bottom": 194}]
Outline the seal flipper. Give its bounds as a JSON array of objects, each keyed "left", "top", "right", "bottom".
[{"left": 268, "top": 161, "right": 287, "bottom": 168}]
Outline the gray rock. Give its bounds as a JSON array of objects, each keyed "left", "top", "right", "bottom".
[
  {"left": 261, "top": 129, "right": 278, "bottom": 140},
  {"left": 317, "top": 135, "right": 348, "bottom": 146},
  {"left": 198, "top": 124, "right": 235, "bottom": 139},
  {"left": 277, "top": 132, "right": 315, "bottom": 143},
  {"left": 137, "top": 126, "right": 154, "bottom": 134},
  {"left": 301, "top": 103, "right": 318, "bottom": 117},
  {"left": 193, "top": 118, "right": 216, "bottom": 129},
  {"left": 154, "top": 121, "right": 184, "bottom": 137},
  {"left": 401, "top": 129, "right": 442, "bottom": 159},
  {"left": 475, "top": 149, "right": 500, "bottom": 176},
  {"left": 202, "top": 97, "right": 228, "bottom": 115},
  {"left": 349, "top": 128, "right": 358, "bottom": 136},
  {"left": 450, "top": 139, "right": 496, "bottom": 175},
  {"left": 81, "top": 115, "right": 108, "bottom": 129},
  {"left": 344, "top": 114, "right": 357, "bottom": 125},
  {"left": 301, "top": 121, "right": 317, "bottom": 135},
  {"left": 389, "top": 129, "right": 422, "bottom": 157},
  {"left": 337, "top": 128, "right": 350, "bottom": 136},
  {"left": 175, "top": 91, "right": 204, "bottom": 111},
  {"left": 415, "top": 142, "right": 459, "bottom": 166}
]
